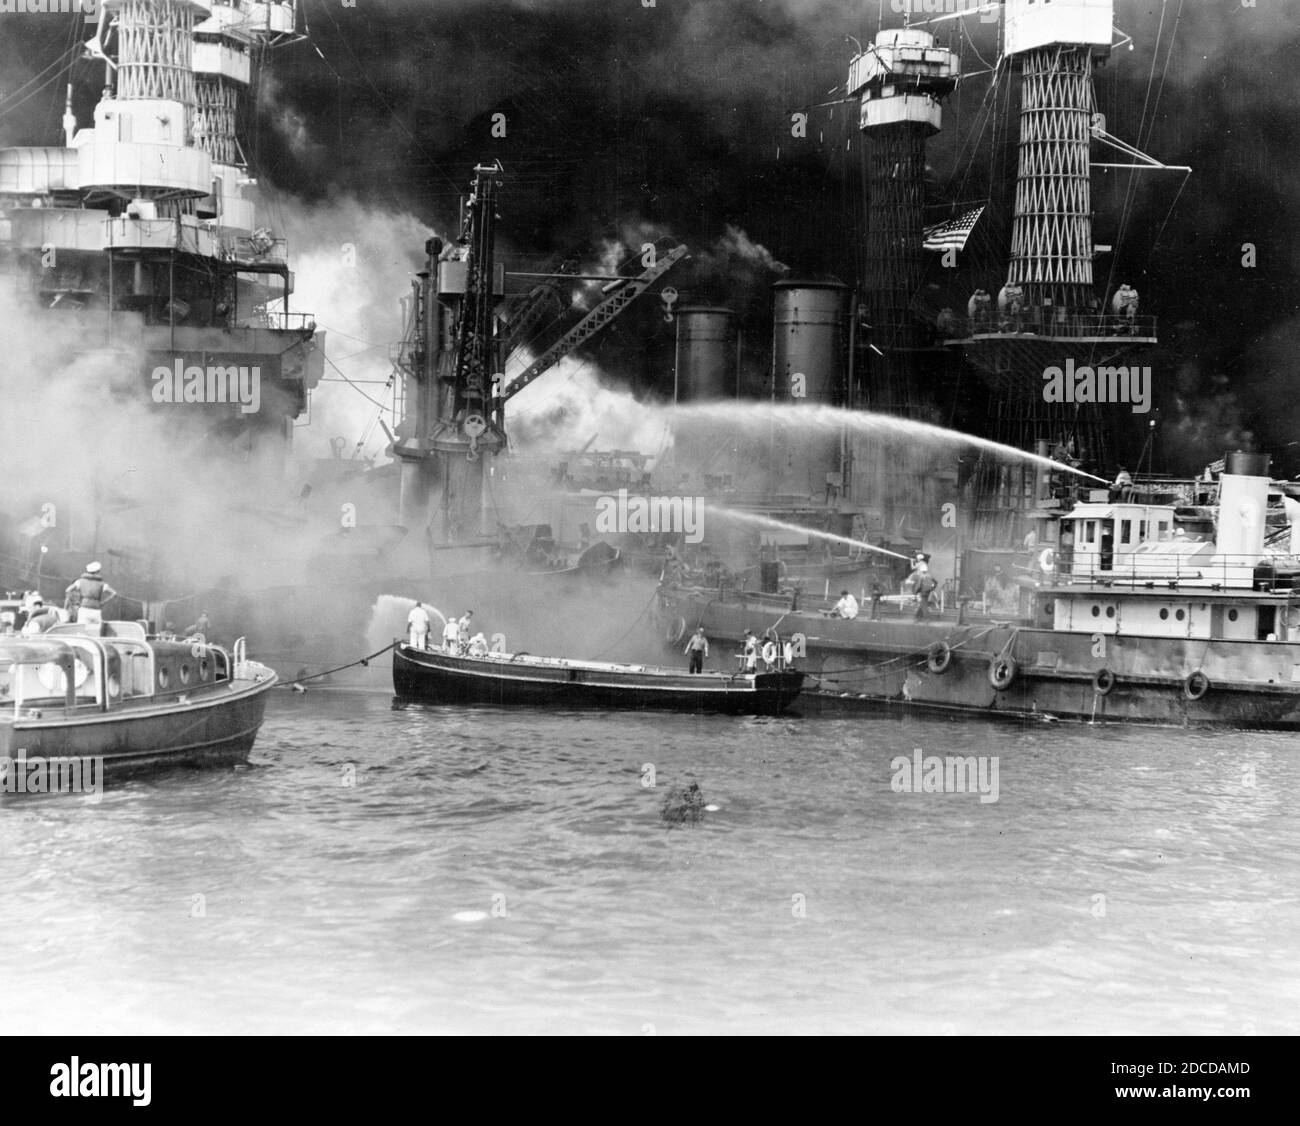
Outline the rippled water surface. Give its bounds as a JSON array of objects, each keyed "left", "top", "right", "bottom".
[{"left": 3, "top": 686, "right": 1299, "bottom": 1035}]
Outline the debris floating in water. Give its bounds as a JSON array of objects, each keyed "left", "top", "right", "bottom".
[{"left": 453, "top": 910, "right": 489, "bottom": 923}]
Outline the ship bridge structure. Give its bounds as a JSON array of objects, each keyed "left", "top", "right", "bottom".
[{"left": 0, "top": 0, "right": 320, "bottom": 455}]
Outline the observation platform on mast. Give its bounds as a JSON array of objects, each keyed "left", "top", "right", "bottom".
[
  {"left": 942, "top": 312, "right": 1157, "bottom": 392},
  {"left": 941, "top": 312, "right": 1157, "bottom": 347}
]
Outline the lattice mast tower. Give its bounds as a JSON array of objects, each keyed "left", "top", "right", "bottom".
[
  {"left": 82, "top": 0, "right": 212, "bottom": 217},
  {"left": 849, "top": 25, "right": 958, "bottom": 361},
  {"left": 191, "top": 3, "right": 299, "bottom": 168},
  {"left": 846, "top": 24, "right": 958, "bottom": 538},
  {"left": 1004, "top": 0, "right": 1111, "bottom": 316}
]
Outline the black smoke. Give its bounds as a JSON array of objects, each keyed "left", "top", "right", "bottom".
[{"left": 3, "top": 1, "right": 1300, "bottom": 473}]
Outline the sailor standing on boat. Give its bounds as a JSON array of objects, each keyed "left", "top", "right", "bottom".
[
  {"left": 457, "top": 611, "right": 474, "bottom": 654},
  {"left": 742, "top": 630, "right": 760, "bottom": 672},
  {"left": 441, "top": 615, "right": 461, "bottom": 654},
  {"left": 684, "top": 626, "right": 709, "bottom": 674},
  {"left": 907, "top": 554, "right": 936, "bottom": 621},
  {"left": 407, "top": 601, "right": 431, "bottom": 649},
  {"left": 65, "top": 562, "right": 116, "bottom": 626}
]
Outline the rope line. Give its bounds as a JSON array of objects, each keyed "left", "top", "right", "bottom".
[{"left": 277, "top": 642, "right": 396, "bottom": 688}]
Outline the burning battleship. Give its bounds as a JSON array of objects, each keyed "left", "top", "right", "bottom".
[
  {"left": 5, "top": 1, "right": 1300, "bottom": 728},
  {"left": 657, "top": 2, "right": 1300, "bottom": 728},
  {"left": 0, "top": 3, "right": 654, "bottom": 670}
]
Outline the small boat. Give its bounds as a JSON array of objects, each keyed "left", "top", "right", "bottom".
[
  {"left": 0, "top": 621, "right": 277, "bottom": 795},
  {"left": 393, "top": 642, "right": 804, "bottom": 715}
]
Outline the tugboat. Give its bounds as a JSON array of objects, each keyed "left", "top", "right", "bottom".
[
  {"left": 393, "top": 641, "right": 803, "bottom": 716},
  {"left": 660, "top": 460, "right": 1300, "bottom": 728},
  {"left": 0, "top": 620, "right": 277, "bottom": 793}
]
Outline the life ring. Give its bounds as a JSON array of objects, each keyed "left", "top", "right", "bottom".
[
  {"left": 761, "top": 640, "right": 777, "bottom": 666},
  {"left": 664, "top": 616, "right": 687, "bottom": 645},
  {"left": 1038, "top": 547, "right": 1056, "bottom": 574},
  {"left": 1092, "top": 668, "right": 1116, "bottom": 696},
  {"left": 1183, "top": 669, "right": 1210, "bottom": 701},
  {"left": 926, "top": 641, "right": 953, "bottom": 674},
  {"left": 988, "top": 655, "right": 1018, "bottom": 691}
]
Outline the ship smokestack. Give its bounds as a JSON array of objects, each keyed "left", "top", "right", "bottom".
[
  {"left": 771, "top": 279, "right": 849, "bottom": 501},
  {"left": 674, "top": 306, "right": 737, "bottom": 403}
]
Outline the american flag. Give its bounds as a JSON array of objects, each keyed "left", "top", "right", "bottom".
[{"left": 923, "top": 206, "right": 985, "bottom": 253}]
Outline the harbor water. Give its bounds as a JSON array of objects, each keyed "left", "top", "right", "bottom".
[{"left": 3, "top": 682, "right": 1298, "bottom": 1035}]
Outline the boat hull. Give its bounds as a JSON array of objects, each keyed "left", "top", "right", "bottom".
[
  {"left": 393, "top": 644, "right": 803, "bottom": 715},
  {"left": 0, "top": 676, "right": 275, "bottom": 785},
  {"left": 662, "top": 588, "right": 1300, "bottom": 729}
]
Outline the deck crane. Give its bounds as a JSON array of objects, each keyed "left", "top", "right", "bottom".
[{"left": 496, "top": 243, "right": 690, "bottom": 409}]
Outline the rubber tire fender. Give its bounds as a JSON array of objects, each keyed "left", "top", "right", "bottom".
[
  {"left": 926, "top": 641, "right": 953, "bottom": 674},
  {"left": 989, "top": 655, "right": 1018, "bottom": 691}
]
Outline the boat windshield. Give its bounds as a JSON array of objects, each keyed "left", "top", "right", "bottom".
[{"left": 0, "top": 640, "right": 102, "bottom": 708}]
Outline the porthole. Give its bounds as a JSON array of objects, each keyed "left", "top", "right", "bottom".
[
  {"left": 199, "top": 657, "right": 210, "bottom": 679},
  {"left": 180, "top": 663, "right": 192, "bottom": 685},
  {"left": 158, "top": 667, "right": 170, "bottom": 690},
  {"left": 1091, "top": 605, "right": 1101, "bottom": 618},
  {"left": 1228, "top": 609, "right": 1239, "bottom": 622},
  {"left": 1175, "top": 609, "right": 1186, "bottom": 622},
  {"left": 1106, "top": 606, "right": 1116, "bottom": 619},
  {"left": 1159, "top": 608, "right": 1169, "bottom": 620}
]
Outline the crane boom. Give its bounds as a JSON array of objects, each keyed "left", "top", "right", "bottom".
[{"left": 501, "top": 244, "right": 689, "bottom": 402}]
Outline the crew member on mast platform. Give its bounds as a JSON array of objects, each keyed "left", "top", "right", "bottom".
[
  {"left": 1112, "top": 283, "right": 1139, "bottom": 331},
  {"left": 997, "top": 282, "right": 1024, "bottom": 332},
  {"left": 407, "top": 601, "right": 431, "bottom": 649},
  {"left": 65, "top": 562, "right": 116, "bottom": 626}
]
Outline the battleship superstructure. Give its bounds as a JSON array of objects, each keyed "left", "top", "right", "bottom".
[
  {"left": 0, "top": 1, "right": 322, "bottom": 465},
  {"left": 0, "top": 1, "right": 323, "bottom": 606}
]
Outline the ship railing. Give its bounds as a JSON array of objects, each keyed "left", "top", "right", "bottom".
[
  {"left": 949, "top": 311, "right": 1158, "bottom": 341},
  {"left": 248, "top": 310, "right": 317, "bottom": 333},
  {"left": 1056, "top": 552, "right": 1297, "bottom": 591},
  {"left": 390, "top": 339, "right": 418, "bottom": 370},
  {"left": 227, "top": 234, "right": 289, "bottom": 264}
]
